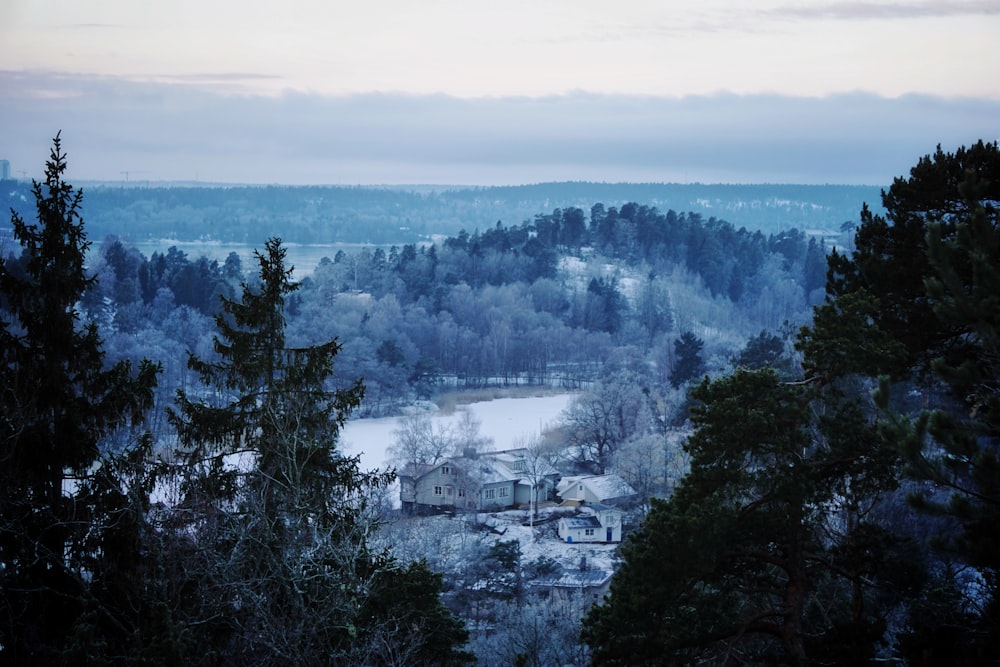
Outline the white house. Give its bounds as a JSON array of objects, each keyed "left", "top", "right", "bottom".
[
  {"left": 557, "top": 474, "right": 636, "bottom": 505},
  {"left": 557, "top": 504, "right": 624, "bottom": 543}
]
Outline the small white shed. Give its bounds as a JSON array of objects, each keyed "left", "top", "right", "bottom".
[{"left": 557, "top": 505, "right": 623, "bottom": 543}]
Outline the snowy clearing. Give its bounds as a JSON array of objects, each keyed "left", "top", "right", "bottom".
[{"left": 340, "top": 393, "right": 578, "bottom": 473}]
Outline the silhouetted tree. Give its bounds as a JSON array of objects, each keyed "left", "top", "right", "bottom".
[{"left": 0, "top": 134, "right": 159, "bottom": 664}]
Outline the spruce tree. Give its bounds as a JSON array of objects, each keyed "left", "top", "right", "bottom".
[
  {"left": 0, "top": 134, "right": 159, "bottom": 663},
  {"left": 168, "top": 238, "right": 469, "bottom": 664}
]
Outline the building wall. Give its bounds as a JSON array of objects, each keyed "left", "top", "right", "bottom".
[
  {"left": 480, "top": 481, "right": 515, "bottom": 509},
  {"left": 558, "top": 523, "right": 605, "bottom": 543},
  {"left": 409, "top": 462, "right": 461, "bottom": 507}
]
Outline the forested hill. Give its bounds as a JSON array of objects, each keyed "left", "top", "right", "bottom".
[{"left": 0, "top": 180, "right": 882, "bottom": 245}]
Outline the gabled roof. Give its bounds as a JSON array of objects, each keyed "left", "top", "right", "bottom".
[
  {"left": 400, "top": 448, "right": 556, "bottom": 486},
  {"left": 471, "top": 456, "right": 521, "bottom": 485},
  {"left": 397, "top": 460, "right": 456, "bottom": 480},
  {"left": 557, "top": 473, "right": 636, "bottom": 500}
]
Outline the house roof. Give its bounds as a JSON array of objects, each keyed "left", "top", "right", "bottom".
[
  {"left": 397, "top": 462, "right": 437, "bottom": 479},
  {"left": 560, "top": 515, "right": 602, "bottom": 529},
  {"left": 586, "top": 502, "right": 624, "bottom": 515},
  {"left": 528, "top": 567, "right": 613, "bottom": 590},
  {"left": 401, "top": 448, "right": 556, "bottom": 487},
  {"left": 557, "top": 473, "right": 636, "bottom": 500}
]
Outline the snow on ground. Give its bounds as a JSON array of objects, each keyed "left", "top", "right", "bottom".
[
  {"left": 383, "top": 505, "right": 621, "bottom": 582},
  {"left": 340, "top": 393, "right": 578, "bottom": 473},
  {"left": 477, "top": 505, "right": 620, "bottom": 574}
]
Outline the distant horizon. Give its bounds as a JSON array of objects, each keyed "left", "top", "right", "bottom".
[{"left": 54, "top": 179, "right": 889, "bottom": 190}]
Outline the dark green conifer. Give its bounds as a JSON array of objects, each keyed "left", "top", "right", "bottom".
[
  {"left": 168, "top": 237, "right": 469, "bottom": 664},
  {"left": 0, "top": 134, "right": 159, "bottom": 664},
  {"left": 669, "top": 331, "right": 706, "bottom": 388}
]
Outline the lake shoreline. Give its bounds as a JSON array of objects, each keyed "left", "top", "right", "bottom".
[{"left": 432, "top": 385, "right": 577, "bottom": 415}]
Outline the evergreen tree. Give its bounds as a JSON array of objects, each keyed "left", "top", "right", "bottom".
[
  {"left": 670, "top": 331, "right": 706, "bottom": 388},
  {"left": 168, "top": 238, "right": 469, "bottom": 663},
  {"left": 584, "top": 369, "right": 818, "bottom": 664},
  {"left": 821, "top": 141, "right": 1000, "bottom": 660},
  {"left": 826, "top": 140, "right": 1000, "bottom": 377},
  {"left": 879, "top": 196, "right": 1000, "bottom": 659},
  {"left": 733, "top": 329, "right": 786, "bottom": 372},
  {"left": 0, "top": 134, "right": 159, "bottom": 664},
  {"left": 584, "top": 364, "right": 911, "bottom": 664}
]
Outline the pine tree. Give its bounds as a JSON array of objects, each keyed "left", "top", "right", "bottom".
[
  {"left": 882, "top": 193, "right": 1000, "bottom": 658},
  {"left": 0, "top": 134, "right": 159, "bottom": 663},
  {"left": 824, "top": 141, "right": 1000, "bottom": 661},
  {"left": 585, "top": 368, "right": 817, "bottom": 664},
  {"left": 583, "top": 363, "right": 912, "bottom": 664},
  {"left": 670, "top": 331, "right": 706, "bottom": 388},
  {"left": 826, "top": 140, "right": 1000, "bottom": 377}
]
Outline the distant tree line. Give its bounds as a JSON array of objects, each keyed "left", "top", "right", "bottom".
[{"left": 0, "top": 179, "right": 881, "bottom": 246}]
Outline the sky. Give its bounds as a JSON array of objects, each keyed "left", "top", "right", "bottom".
[{"left": 1, "top": 0, "right": 999, "bottom": 185}]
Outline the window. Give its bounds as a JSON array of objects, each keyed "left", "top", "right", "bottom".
[
  {"left": 458, "top": 488, "right": 466, "bottom": 497},
  {"left": 512, "top": 460, "right": 525, "bottom": 471},
  {"left": 442, "top": 465, "right": 452, "bottom": 475},
  {"left": 484, "top": 488, "right": 496, "bottom": 500},
  {"left": 434, "top": 486, "right": 443, "bottom": 496},
  {"left": 584, "top": 528, "right": 595, "bottom": 536},
  {"left": 499, "top": 486, "right": 509, "bottom": 497}
]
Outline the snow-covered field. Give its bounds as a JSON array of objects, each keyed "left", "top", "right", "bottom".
[{"left": 340, "top": 393, "right": 578, "bottom": 473}]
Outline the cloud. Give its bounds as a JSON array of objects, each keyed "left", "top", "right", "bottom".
[
  {"left": 1, "top": 70, "right": 997, "bottom": 186},
  {"left": 770, "top": 0, "right": 1000, "bottom": 21}
]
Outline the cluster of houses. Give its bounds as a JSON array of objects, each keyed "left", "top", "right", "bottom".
[{"left": 398, "top": 447, "right": 636, "bottom": 544}]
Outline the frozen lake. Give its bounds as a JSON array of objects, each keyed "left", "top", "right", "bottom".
[{"left": 340, "top": 393, "right": 578, "bottom": 473}]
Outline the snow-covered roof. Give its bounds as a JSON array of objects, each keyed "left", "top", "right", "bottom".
[
  {"left": 397, "top": 461, "right": 437, "bottom": 479},
  {"left": 405, "top": 448, "right": 556, "bottom": 486},
  {"left": 584, "top": 502, "right": 624, "bottom": 516},
  {"left": 473, "top": 457, "right": 521, "bottom": 485},
  {"left": 561, "top": 515, "right": 601, "bottom": 530},
  {"left": 558, "top": 474, "right": 636, "bottom": 500},
  {"left": 528, "top": 567, "right": 613, "bottom": 590}
]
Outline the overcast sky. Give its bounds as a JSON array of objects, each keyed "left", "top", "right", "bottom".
[{"left": 2, "top": 0, "right": 999, "bottom": 185}]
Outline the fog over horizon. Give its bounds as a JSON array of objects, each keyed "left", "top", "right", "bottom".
[{"left": 3, "top": 71, "right": 997, "bottom": 188}]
